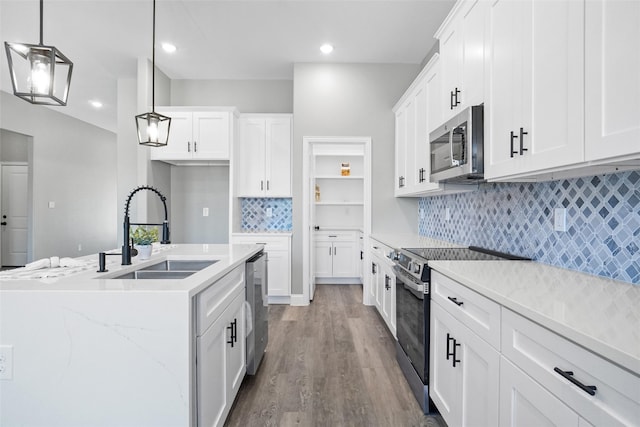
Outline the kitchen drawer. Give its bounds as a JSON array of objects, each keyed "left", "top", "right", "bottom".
[
  {"left": 315, "top": 230, "right": 357, "bottom": 242},
  {"left": 196, "top": 265, "right": 244, "bottom": 336},
  {"left": 370, "top": 239, "right": 394, "bottom": 265},
  {"left": 502, "top": 308, "right": 640, "bottom": 427},
  {"left": 432, "top": 271, "right": 501, "bottom": 350},
  {"left": 232, "top": 234, "right": 289, "bottom": 251}
]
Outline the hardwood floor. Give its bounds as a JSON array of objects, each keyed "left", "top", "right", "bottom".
[{"left": 225, "top": 284, "right": 446, "bottom": 427}]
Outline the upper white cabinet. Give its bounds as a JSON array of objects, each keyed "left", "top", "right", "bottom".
[
  {"left": 394, "top": 55, "right": 473, "bottom": 197},
  {"left": 436, "top": 0, "right": 488, "bottom": 121},
  {"left": 585, "top": 0, "right": 640, "bottom": 162},
  {"left": 485, "top": 0, "right": 585, "bottom": 180},
  {"left": 236, "top": 115, "right": 292, "bottom": 197},
  {"left": 151, "top": 108, "right": 237, "bottom": 164}
]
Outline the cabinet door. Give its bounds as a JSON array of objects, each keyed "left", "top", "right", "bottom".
[
  {"left": 368, "top": 259, "right": 377, "bottom": 304},
  {"left": 332, "top": 240, "right": 356, "bottom": 277},
  {"left": 265, "top": 118, "right": 292, "bottom": 197},
  {"left": 395, "top": 106, "right": 408, "bottom": 195},
  {"left": 193, "top": 112, "right": 230, "bottom": 160},
  {"left": 439, "top": 19, "right": 462, "bottom": 120},
  {"left": 267, "top": 249, "right": 290, "bottom": 297},
  {"left": 411, "top": 81, "right": 430, "bottom": 191},
  {"left": 500, "top": 357, "right": 580, "bottom": 427},
  {"left": 460, "top": 0, "right": 488, "bottom": 110},
  {"left": 381, "top": 268, "right": 395, "bottom": 334},
  {"left": 314, "top": 240, "right": 333, "bottom": 278},
  {"left": 430, "top": 302, "right": 460, "bottom": 425},
  {"left": 151, "top": 111, "right": 192, "bottom": 160},
  {"left": 585, "top": 0, "right": 640, "bottom": 161},
  {"left": 196, "top": 312, "right": 228, "bottom": 427},
  {"left": 237, "top": 118, "right": 267, "bottom": 197},
  {"left": 487, "top": 0, "right": 584, "bottom": 180},
  {"left": 225, "top": 292, "right": 246, "bottom": 399},
  {"left": 426, "top": 56, "right": 443, "bottom": 134},
  {"left": 372, "top": 259, "right": 382, "bottom": 311}
]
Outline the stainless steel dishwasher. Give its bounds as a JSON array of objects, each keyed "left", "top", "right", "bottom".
[{"left": 245, "top": 251, "right": 268, "bottom": 375}]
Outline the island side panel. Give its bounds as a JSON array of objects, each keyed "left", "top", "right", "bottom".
[{"left": 0, "top": 289, "right": 192, "bottom": 427}]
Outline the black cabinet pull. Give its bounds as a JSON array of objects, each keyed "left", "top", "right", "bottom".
[
  {"left": 450, "top": 88, "right": 461, "bottom": 109},
  {"left": 399, "top": 176, "right": 405, "bottom": 188},
  {"left": 510, "top": 131, "right": 518, "bottom": 158},
  {"left": 446, "top": 333, "right": 455, "bottom": 360},
  {"left": 454, "top": 87, "right": 460, "bottom": 108},
  {"left": 227, "top": 319, "right": 238, "bottom": 347},
  {"left": 450, "top": 90, "right": 455, "bottom": 110},
  {"left": 267, "top": 180, "right": 270, "bottom": 191},
  {"left": 360, "top": 250, "right": 363, "bottom": 260},
  {"left": 187, "top": 141, "right": 191, "bottom": 152},
  {"left": 385, "top": 275, "right": 391, "bottom": 290},
  {"left": 260, "top": 180, "right": 264, "bottom": 191},
  {"left": 372, "top": 263, "right": 377, "bottom": 274},
  {"left": 519, "top": 127, "right": 528, "bottom": 155},
  {"left": 553, "top": 368, "right": 597, "bottom": 396},
  {"left": 418, "top": 168, "right": 426, "bottom": 183},
  {"left": 453, "top": 340, "right": 461, "bottom": 367},
  {"left": 227, "top": 322, "right": 234, "bottom": 347},
  {"left": 447, "top": 296, "right": 463, "bottom": 306},
  {"left": 194, "top": 141, "right": 197, "bottom": 152}
]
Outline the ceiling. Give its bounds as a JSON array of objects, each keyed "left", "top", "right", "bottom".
[{"left": 0, "top": 0, "right": 455, "bottom": 132}]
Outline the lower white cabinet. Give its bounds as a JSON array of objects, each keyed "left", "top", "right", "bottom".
[
  {"left": 369, "top": 239, "right": 396, "bottom": 337},
  {"left": 232, "top": 234, "right": 291, "bottom": 302},
  {"left": 314, "top": 231, "right": 359, "bottom": 281},
  {"left": 196, "top": 267, "right": 246, "bottom": 427},
  {"left": 430, "top": 299, "right": 500, "bottom": 427},
  {"left": 500, "top": 356, "right": 583, "bottom": 427}
]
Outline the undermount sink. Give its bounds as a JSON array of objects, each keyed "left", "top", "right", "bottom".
[{"left": 110, "top": 260, "right": 218, "bottom": 280}]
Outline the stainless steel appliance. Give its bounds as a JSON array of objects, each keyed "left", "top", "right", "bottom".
[
  {"left": 429, "top": 105, "right": 484, "bottom": 183},
  {"left": 393, "top": 246, "right": 529, "bottom": 413},
  {"left": 246, "top": 251, "right": 268, "bottom": 375}
]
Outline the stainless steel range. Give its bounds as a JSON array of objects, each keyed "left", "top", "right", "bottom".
[{"left": 393, "top": 246, "right": 529, "bottom": 413}]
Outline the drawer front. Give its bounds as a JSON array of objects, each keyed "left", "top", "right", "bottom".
[
  {"left": 232, "top": 235, "right": 290, "bottom": 251},
  {"left": 197, "top": 265, "right": 244, "bottom": 335},
  {"left": 432, "top": 271, "right": 501, "bottom": 350},
  {"left": 502, "top": 308, "right": 640, "bottom": 427},
  {"left": 315, "top": 231, "right": 356, "bottom": 242}
]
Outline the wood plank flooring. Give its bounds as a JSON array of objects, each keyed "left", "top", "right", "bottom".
[{"left": 225, "top": 284, "right": 446, "bottom": 427}]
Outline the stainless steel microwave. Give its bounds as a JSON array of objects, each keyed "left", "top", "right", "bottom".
[{"left": 429, "top": 105, "right": 484, "bottom": 183}]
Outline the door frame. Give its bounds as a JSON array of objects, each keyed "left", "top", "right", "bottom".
[
  {"left": 302, "top": 136, "right": 372, "bottom": 305},
  {"left": 0, "top": 162, "right": 32, "bottom": 267}
]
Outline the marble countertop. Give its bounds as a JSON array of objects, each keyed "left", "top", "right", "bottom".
[
  {"left": 429, "top": 260, "right": 640, "bottom": 375},
  {"left": 370, "top": 233, "right": 464, "bottom": 249},
  {"left": 0, "top": 244, "right": 262, "bottom": 297}
]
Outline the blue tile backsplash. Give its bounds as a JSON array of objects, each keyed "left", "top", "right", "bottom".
[
  {"left": 418, "top": 171, "right": 640, "bottom": 284},
  {"left": 241, "top": 198, "right": 292, "bottom": 232}
]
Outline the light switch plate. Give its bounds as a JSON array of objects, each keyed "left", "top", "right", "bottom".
[
  {"left": 554, "top": 208, "right": 567, "bottom": 232},
  {"left": 0, "top": 345, "right": 13, "bottom": 380},
  {"left": 266, "top": 208, "right": 273, "bottom": 218}
]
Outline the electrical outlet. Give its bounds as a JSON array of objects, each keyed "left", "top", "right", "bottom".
[
  {"left": 0, "top": 345, "right": 13, "bottom": 380},
  {"left": 202, "top": 207, "right": 209, "bottom": 217},
  {"left": 78, "top": 244, "right": 82, "bottom": 252},
  {"left": 48, "top": 201, "right": 55, "bottom": 209},
  {"left": 266, "top": 208, "right": 273, "bottom": 218},
  {"left": 554, "top": 208, "right": 567, "bottom": 232},
  {"left": 445, "top": 207, "right": 451, "bottom": 221},
  {"left": 419, "top": 208, "right": 425, "bottom": 220}
]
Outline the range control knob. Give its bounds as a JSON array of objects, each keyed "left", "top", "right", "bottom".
[{"left": 388, "top": 251, "right": 399, "bottom": 261}]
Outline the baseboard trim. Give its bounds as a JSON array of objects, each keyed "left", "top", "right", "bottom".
[
  {"left": 268, "top": 296, "right": 291, "bottom": 305},
  {"left": 315, "top": 278, "right": 363, "bottom": 285},
  {"left": 289, "top": 294, "right": 309, "bottom": 306}
]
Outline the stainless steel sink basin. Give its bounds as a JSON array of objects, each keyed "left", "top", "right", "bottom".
[
  {"left": 140, "top": 260, "right": 217, "bottom": 271},
  {"left": 109, "top": 259, "right": 218, "bottom": 280}
]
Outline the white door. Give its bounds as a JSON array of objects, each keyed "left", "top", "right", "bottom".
[
  {"left": 309, "top": 153, "right": 317, "bottom": 299},
  {"left": 1, "top": 165, "right": 28, "bottom": 267}
]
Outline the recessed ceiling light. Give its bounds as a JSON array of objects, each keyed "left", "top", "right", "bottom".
[
  {"left": 320, "top": 44, "right": 334, "bottom": 55},
  {"left": 162, "top": 43, "right": 177, "bottom": 53},
  {"left": 89, "top": 100, "right": 103, "bottom": 108}
]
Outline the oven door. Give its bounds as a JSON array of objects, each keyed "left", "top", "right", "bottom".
[{"left": 394, "top": 265, "right": 429, "bottom": 384}]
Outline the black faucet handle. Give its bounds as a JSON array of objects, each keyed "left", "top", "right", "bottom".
[{"left": 97, "top": 252, "right": 108, "bottom": 273}]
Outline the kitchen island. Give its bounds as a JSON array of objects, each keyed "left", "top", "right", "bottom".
[{"left": 0, "top": 244, "right": 262, "bottom": 427}]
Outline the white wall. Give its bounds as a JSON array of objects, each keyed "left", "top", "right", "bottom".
[
  {"left": 0, "top": 129, "right": 29, "bottom": 162},
  {"left": 291, "top": 63, "right": 420, "bottom": 294},
  {"left": 0, "top": 91, "right": 118, "bottom": 259}
]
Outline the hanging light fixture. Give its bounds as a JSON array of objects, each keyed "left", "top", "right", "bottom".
[
  {"left": 4, "top": 0, "right": 73, "bottom": 106},
  {"left": 135, "top": 0, "right": 171, "bottom": 147}
]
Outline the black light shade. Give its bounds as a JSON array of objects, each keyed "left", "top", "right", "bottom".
[
  {"left": 135, "top": 111, "right": 171, "bottom": 147},
  {"left": 4, "top": 0, "right": 73, "bottom": 106},
  {"left": 137, "top": 0, "right": 170, "bottom": 146}
]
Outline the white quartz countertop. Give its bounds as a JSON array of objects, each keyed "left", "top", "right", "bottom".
[
  {"left": 0, "top": 244, "right": 262, "bottom": 297},
  {"left": 370, "top": 233, "right": 464, "bottom": 249},
  {"left": 429, "top": 260, "right": 640, "bottom": 375}
]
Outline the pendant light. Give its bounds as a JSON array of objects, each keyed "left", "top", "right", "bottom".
[
  {"left": 135, "top": 0, "right": 171, "bottom": 147},
  {"left": 4, "top": 0, "right": 73, "bottom": 106}
]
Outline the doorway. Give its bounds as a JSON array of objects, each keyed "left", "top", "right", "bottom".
[
  {"left": 302, "top": 137, "right": 372, "bottom": 305},
  {"left": 1, "top": 164, "right": 29, "bottom": 267}
]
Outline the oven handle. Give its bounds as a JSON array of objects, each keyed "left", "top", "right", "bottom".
[
  {"left": 394, "top": 266, "right": 425, "bottom": 300},
  {"left": 403, "top": 283, "right": 424, "bottom": 300}
]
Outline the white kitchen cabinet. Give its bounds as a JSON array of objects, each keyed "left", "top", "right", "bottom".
[
  {"left": 314, "top": 231, "right": 358, "bottom": 280},
  {"left": 236, "top": 115, "right": 292, "bottom": 197},
  {"left": 485, "top": 0, "right": 585, "bottom": 180},
  {"left": 394, "top": 55, "right": 475, "bottom": 197},
  {"left": 501, "top": 308, "right": 640, "bottom": 427},
  {"left": 430, "top": 288, "right": 500, "bottom": 427},
  {"left": 500, "top": 356, "right": 581, "bottom": 427},
  {"left": 231, "top": 234, "right": 291, "bottom": 303},
  {"left": 151, "top": 108, "right": 235, "bottom": 164},
  {"left": 585, "top": 0, "right": 640, "bottom": 162},
  {"left": 196, "top": 267, "right": 246, "bottom": 427},
  {"left": 436, "top": 0, "right": 488, "bottom": 121},
  {"left": 369, "top": 239, "right": 396, "bottom": 336}
]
